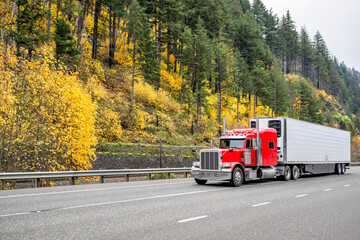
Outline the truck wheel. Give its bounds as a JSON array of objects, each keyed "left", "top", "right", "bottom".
[
  {"left": 335, "top": 164, "right": 341, "bottom": 175},
  {"left": 283, "top": 165, "right": 291, "bottom": 181},
  {"left": 341, "top": 164, "right": 346, "bottom": 174},
  {"left": 291, "top": 165, "right": 299, "bottom": 180},
  {"left": 230, "top": 167, "right": 243, "bottom": 187},
  {"left": 195, "top": 179, "right": 207, "bottom": 185}
]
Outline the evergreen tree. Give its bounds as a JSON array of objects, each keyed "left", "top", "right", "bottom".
[
  {"left": 54, "top": 18, "right": 80, "bottom": 65},
  {"left": 299, "top": 27, "right": 315, "bottom": 79},
  {"left": 278, "top": 11, "right": 299, "bottom": 73},
  {"left": 264, "top": 9, "right": 279, "bottom": 56},
  {"left": 15, "top": 0, "right": 48, "bottom": 58},
  {"left": 239, "top": 0, "right": 251, "bottom": 13},
  {"left": 193, "top": 18, "right": 215, "bottom": 124},
  {"left": 252, "top": 0, "right": 267, "bottom": 33},
  {"left": 127, "top": 0, "right": 144, "bottom": 112},
  {"left": 137, "top": 16, "right": 159, "bottom": 86}
]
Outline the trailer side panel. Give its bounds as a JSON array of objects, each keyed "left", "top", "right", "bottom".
[{"left": 285, "top": 118, "right": 350, "bottom": 164}]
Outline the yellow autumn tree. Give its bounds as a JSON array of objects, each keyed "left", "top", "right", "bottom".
[{"left": 0, "top": 53, "right": 96, "bottom": 173}]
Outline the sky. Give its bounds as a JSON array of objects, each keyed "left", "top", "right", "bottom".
[{"left": 261, "top": 0, "right": 360, "bottom": 72}]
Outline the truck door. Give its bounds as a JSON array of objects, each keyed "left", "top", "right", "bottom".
[{"left": 245, "top": 138, "right": 255, "bottom": 166}]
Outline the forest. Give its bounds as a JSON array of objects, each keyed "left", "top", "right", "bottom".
[{"left": 1, "top": 0, "right": 360, "bottom": 174}]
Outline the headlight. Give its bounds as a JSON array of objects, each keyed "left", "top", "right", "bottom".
[
  {"left": 192, "top": 161, "right": 200, "bottom": 167},
  {"left": 222, "top": 162, "right": 232, "bottom": 168}
]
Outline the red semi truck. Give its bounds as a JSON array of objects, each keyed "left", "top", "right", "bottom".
[{"left": 191, "top": 116, "right": 351, "bottom": 186}]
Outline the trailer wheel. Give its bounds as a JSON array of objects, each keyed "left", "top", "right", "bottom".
[
  {"left": 341, "top": 164, "right": 346, "bottom": 174},
  {"left": 230, "top": 167, "right": 243, "bottom": 187},
  {"left": 291, "top": 165, "right": 300, "bottom": 180},
  {"left": 195, "top": 179, "right": 207, "bottom": 185},
  {"left": 283, "top": 165, "right": 291, "bottom": 181},
  {"left": 335, "top": 164, "right": 341, "bottom": 175}
]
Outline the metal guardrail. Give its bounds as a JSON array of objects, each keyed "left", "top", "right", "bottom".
[{"left": 0, "top": 168, "right": 192, "bottom": 188}]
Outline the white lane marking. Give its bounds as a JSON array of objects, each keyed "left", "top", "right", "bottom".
[
  {"left": 178, "top": 215, "right": 208, "bottom": 223},
  {"left": 252, "top": 202, "right": 270, "bottom": 207},
  {"left": 324, "top": 188, "right": 332, "bottom": 192},
  {"left": 0, "top": 181, "right": 193, "bottom": 199},
  {"left": 0, "top": 212, "right": 31, "bottom": 218},
  {"left": 0, "top": 189, "right": 223, "bottom": 218},
  {"left": 344, "top": 184, "right": 350, "bottom": 187},
  {"left": 296, "top": 194, "right": 308, "bottom": 198}
]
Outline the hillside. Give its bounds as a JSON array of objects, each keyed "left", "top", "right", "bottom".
[{"left": 0, "top": 0, "right": 360, "bottom": 175}]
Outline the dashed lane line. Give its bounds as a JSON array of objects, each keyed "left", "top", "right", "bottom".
[
  {"left": 178, "top": 215, "right": 208, "bottom": 223},
  {"left": 295, "top": 194, "right": 308, "bottom": 198},
  {"left": 323, "top": 188, "right": 332, "bottom": 192},
  {"left": 252, "top": 202, "right": 271, "bottom": 207}
]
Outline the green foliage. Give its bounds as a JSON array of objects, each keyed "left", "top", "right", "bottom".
[
  {"left": 15, "top": 0, "right": 49, "bottom": 58},
  {"left": 54, "top": 18, "right": 80, "bottom": 65}
]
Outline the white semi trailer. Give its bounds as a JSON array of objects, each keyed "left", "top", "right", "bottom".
[
  {"left": 249, "top": 117, "right": 351, "bottom": 178},
  {"left": 192, "top": 117, "right": 351, "bottom": 187}
]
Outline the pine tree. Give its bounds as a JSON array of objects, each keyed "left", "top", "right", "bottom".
[
  {"left": 299, "top": 27, "right": 315, "bottom": 79},
  {"left": 137, "top": 16, "right": 159, "bottom": 86},
  {"left": 127, "top": 0, "right": 143, "bottom": 112},
  {"left": 54, "top": 18, "right": 80, "bottom": 65},
  {"left": 277, "top": 11, "right": 299, "bottom": 74},
  {"left": 15, "top": 0, "right": 48, "bottom": 58},
  {"left": 193, "top": 18, "right": 215, "bottom": 124}
]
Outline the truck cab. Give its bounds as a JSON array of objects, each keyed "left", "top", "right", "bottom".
[{"left": 191, "top": 127, "right": 278, "bottom": 186}]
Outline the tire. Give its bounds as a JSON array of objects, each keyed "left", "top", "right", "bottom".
[
  {"left": 341, "top": 164, "right": 346, "bottom": 174},
  {"left": 291, "top": 165, "right": 299, "bottom": 180},
  {"left": 283, "top": 165, "right": 291, "bottom": 181},
  {"left": 195, "top": 179, "right": 207, "bottom": 185},
  {"left": 335, "top": 164, "right": 341, "bottom": 175},
  {"left": 230, "top": 167, "right": 243, "bottom": 187}
]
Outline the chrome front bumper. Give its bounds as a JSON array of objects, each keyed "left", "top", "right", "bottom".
[{"left": 191, "top": 168, "right": 232, "bottom": 181}]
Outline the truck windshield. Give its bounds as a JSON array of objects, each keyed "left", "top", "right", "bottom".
[{"left": 220, "top": 139, "right": 245, "bottom": 149}]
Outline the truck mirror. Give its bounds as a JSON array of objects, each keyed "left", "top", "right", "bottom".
[{"left": 229, "top": 148, "right": 234, "bottom": 152}]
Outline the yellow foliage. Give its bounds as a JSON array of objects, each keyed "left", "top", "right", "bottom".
[
  {"left": 134, "top": 79, "right": 179, "bottom": 113},
  {"left": 0, "top": 52, "right": 96, "bottom": 172},
  {"left": 161, "top": 70, "right": 182, "bottom": 98},
  {"left": 96, "top": 107, "right": 123, "bottom": 143}
]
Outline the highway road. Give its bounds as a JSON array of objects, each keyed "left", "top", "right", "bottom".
[{"left": 1, "top": 167, "right": 360, "bottom": 240}]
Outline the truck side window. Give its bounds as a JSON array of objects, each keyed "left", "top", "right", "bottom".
[
  {"left": 269, "top": 141, "right": 275, "bottom": 150},
  {"left": 246, "top": 140, "right": 253, "bottom": 149}
]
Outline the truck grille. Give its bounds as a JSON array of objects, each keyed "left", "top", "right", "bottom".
[{"left": 200, "top": 151, "right": 220, "bottom": 170}]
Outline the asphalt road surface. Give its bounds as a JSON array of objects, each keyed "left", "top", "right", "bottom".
[{"left": 1, "top": 167, "right": 360, "bottom": 240}]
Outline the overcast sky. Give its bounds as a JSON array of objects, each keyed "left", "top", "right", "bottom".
[{"left": 261, "top": 0, "right": 360, "bottom": 71}]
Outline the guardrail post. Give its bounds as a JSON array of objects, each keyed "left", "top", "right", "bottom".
[
  {"left": 147, "top": 174, "right": 151, "bottom": 180},
  {"left": 185, "top": 172, "right": 188, "bottom": 178},
  {"left": 36, "top": 178, "right": 41, "bottom": 188},
  {"left": 99, "top": 176, "right": 104, "bottom": 183},
  {"left": 166, "top": 173, "right": 170, "bottom": 179},
  {"left": 124, "top": 174, "right": 129, "bottom": 182},
  {"left": 70, "top": 177, "right": 75, "bottom": 185}
]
